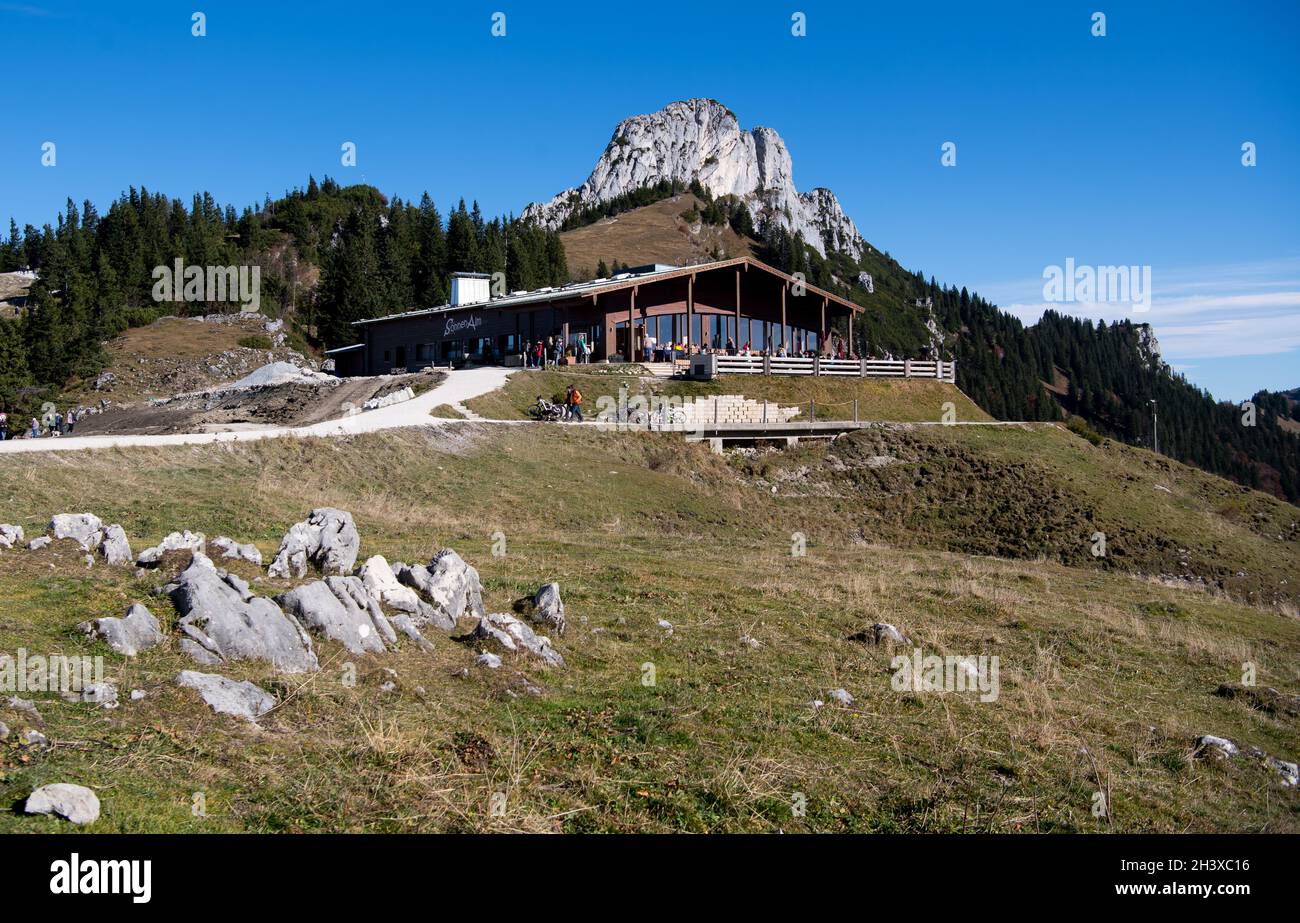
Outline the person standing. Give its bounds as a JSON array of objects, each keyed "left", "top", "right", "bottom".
[
  {"left": 565, "top": 383, "right": 584, "bottom": 422},
  {"left": 0, "top": 409, "right": 7, "bottom": 441},
  {"left": 30, "top": 417, "right": 40, "bottom": 438}
]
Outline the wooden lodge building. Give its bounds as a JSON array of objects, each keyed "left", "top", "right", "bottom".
[{"left": 327, "top": 257, "right": 864, "bottom": 376}]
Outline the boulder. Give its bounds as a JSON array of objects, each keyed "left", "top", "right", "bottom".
[
  {"left": 394, "top": 549, "right": 484, "bottom": 630},
  {"left": 828, "top": 688, "right": 855, "bottom": 706},
  {"left": 80, "top": 603, "right": 165, "bottom": 657},
  {"left": 25, "top": 783, "right": 101, "bottom": 825},
  {"left": 1194, "top": 734, "right": 1238, "bottom": 759},
  {"left": 176, "top": 670, "right": 275, "bottom": 721},
  {"left": 168, "top": 552, "right": 318, "bottom": 673},
  {"left": 277, "top": 577, "right": 393, "bottom": 656},
  {"left": 267, "top": 508, "right": 359, "bottom": 579},
  {"left": 48, "top": 513, "right": 103, "bottom": 550},
  {"left": 1267, "top": 756, "right": 1299, "bottom": 788},
  {"left": 472, "top": 612, "right": 564, "bottom": 667},
  {"left": 476, "top": 652, "right": 502, "bottom": 669},
  {"left": 28, "top": 536, "right": 51, "bottom": 551},
  {"left": 137, "top": 530, "right": 206, "bottom": 566},
  {"left": 0, "top": 524, "right": 24, "bottom": 548},
  {"left": 0, "top": 720, "right": 7, "bottom": 738},
  {"left": 98, "top": 524, "right": 132, "bottom": 566},
  {"left": 210, "top": 535, "right": 263, "bottom": 566},
  {"left": 63, "top": 682, "right": 118, "bottom": 709},
  {"left": 359, "top": 555, "right": 434, "bottom": 619},
  {"left": 529, "top": 583, "right": 566, "bottom": 636}
]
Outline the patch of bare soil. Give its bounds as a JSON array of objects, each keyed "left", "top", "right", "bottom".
[{"left": 73, "top": 370, "right": 444, "bottom": 436}]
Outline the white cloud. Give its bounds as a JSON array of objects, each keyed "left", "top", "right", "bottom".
[{"left": 989, "top": 257, "right": 1300, "bottom": 362}]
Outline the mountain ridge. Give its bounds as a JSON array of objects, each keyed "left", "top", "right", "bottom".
[{"left": 523, "top": 98, "right": 866, "bottom": 260}]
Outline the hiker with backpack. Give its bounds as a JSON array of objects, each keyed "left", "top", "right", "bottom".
[{"left": 565, "top": 384, "right": 584, "bottom": 422}]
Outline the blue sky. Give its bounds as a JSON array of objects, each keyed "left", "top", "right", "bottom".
[{"left": 2, "top": 0, "right": 1296, "bottom": 401}]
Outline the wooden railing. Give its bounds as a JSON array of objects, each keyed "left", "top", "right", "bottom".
[{"left": 696, "top": 354, "right": 956, "bottom": 383}]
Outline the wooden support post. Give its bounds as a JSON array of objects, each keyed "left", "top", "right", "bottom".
[
  {"left": 629, "top": 286, "right": 636, "bottom": 360},
  {"left": 820, "top": 297, "right": 827, "bottom": 355},
  {"left": 687, "top": 275, "right": 694, "bottom": 352},
  {"left": 735, "top": 269, "right": 741, "bottom": 347}
]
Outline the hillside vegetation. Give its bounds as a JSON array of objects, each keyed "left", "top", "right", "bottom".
[{"left": 0, "top": 423, "right": 1295, "bottom": 832}]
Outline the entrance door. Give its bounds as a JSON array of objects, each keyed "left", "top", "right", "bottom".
[{"left": 394, "top": 346, "right": 406, "bottom": 371}]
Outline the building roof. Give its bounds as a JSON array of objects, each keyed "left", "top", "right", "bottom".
[
  {"left": 352, "top": 256, "right": 863, "bottom": 327},
  {"left": 323, "top": 343, "right": 364, "bottom": 354}
]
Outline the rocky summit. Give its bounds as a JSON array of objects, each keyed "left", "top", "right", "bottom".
[{"left": 524, "top": 98, "right": 865, "bottom": 259}]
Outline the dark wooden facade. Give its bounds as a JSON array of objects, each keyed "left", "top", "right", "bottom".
[{"left": 347, "top": 257, "right": 862, "bottom": 375}]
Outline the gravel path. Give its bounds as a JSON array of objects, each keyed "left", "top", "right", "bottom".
[{"left": 0, "top": 367, "right": 515, "bottom": 455}]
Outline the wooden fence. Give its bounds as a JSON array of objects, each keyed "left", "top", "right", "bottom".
[{"left": 692, "top": 354, "right": 956, "bottom": 383}]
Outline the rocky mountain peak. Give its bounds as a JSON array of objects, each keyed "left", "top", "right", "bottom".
[{"left": 523, "top": 98, "right": 865, "bottom": 260}]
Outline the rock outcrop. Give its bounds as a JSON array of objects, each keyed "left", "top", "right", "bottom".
[
  {"left": 472, "top": 612, "right": 564, "bottom": 667},
  {"left": 168, "top": 552, "right": 319, "bottom": 673},
  {"left": 267, "top": 508, "right": 360, "bottom": 579},
  {"left": 48, "top": 513, "right": 104, "bottom": 549},
  {"left": 278, "top": 577, "right": 395, "bottom": 655},
  {"left": 80, "top": 603, "right": 165, "bottom": 657},
  {"left": 211, "top": 536, "right": 263, "bottom": 566},
  {"left": 0, "top": 524, "right": 23, "bottom": 548},
  {"left": 98, "top": 524, "right": 132, "bottom": 566},
  {"left": 394, "top": 549, "right": 484, "bottom": 630},
  {"left": 136, "top": 530, "right": 206, "bottom": 566},
  {"left": 46, "top": 513, "right": 131, "bottom": 566},
  {"left": 527, "top": 583, "right": 566, "bottom": 636},
  {"left": 522, "top": 98, "right": 866, "bottom": 259},
  {"left": 176, "top": 670, "right": 276, "bottom": 721}
]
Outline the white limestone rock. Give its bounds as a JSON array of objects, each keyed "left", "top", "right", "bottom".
[
  {"left": 48, "top": 513, "right": 103, "bottom": 550},
  {"left": 359, "top": 554, "right": 433, "bottom": 619},
  {"left": 1195, "top": 735, "right": 1239, "bottom": 759},
  {"left": 169, "top": 552, "right": 319, "bottom": 673},
  {"left": 529, "top": 582, "right": 566, "bottom": 636},
  {"left": 267, "top": 508, "right": 359, "bottom": 579},
  {"left": 472, "top": 612, "right": 564, "bottom": 668},
  {"left": 176, "top": 670, "right": 275, "bottom": 721},
  {"left": 98, "top": 524, "right": 132, "bottom": 566},
  {"left": 80, "top": 603, "right": 165, "bottom": 657},
  {"left": 0, "top": 524, "right": 24, "bottom": 548},
  {"left": 25, "top": 783, "right": 101, "bottom": 825},
  {"left": 211, "top": 535, "right": 263, "bottom": 566},
  {"left": 277, "top": 576, "right": 394, "bottom": 656},
  {"left": 394, "top": 549, "right": 484, "bottom": 630},
  {"left": 136, "top": 530, "right": 206, "bottom": 566},
  {"left": 828, "top": 688, "right": 855, "bottom": 706}
]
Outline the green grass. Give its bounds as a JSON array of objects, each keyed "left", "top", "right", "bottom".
[
  {"left": 465, "top": 368, "right": 990, "bottom": 423},
  {"left": 0, "top": 423, "right": 1295, "bottom": 833}
]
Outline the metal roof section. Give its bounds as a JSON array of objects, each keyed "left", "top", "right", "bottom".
[
  {"left": 352, "top": 257, "right": 863, "bottom": 327},
  {"left": 323, "top": 343, "right": 365, "bottom": 354}
]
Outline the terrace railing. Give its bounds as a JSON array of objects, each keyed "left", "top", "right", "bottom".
[{"left": 694, "top": 354, "right": 956, "bottom": 383}]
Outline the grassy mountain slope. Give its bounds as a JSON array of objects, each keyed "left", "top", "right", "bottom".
[
  {"left": 0, "top": 422, "right": 1295, "bottom": 832},
  {"left": 559, "top": 193, "right": 756, "bottom": 279}
]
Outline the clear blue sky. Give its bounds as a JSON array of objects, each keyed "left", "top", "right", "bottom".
[{"left": 2, "top": 0, "right": 1297, "bottom": 401}]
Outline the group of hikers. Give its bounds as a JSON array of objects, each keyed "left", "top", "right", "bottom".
[
  {"left": 521, "top": 333, "right": 592, "bottom": 368},
  {"left": 0, "top": 406, "right": 91, "bottom": 440}
]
